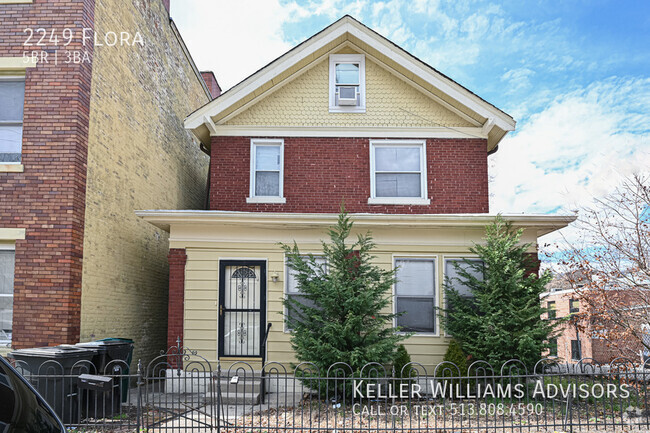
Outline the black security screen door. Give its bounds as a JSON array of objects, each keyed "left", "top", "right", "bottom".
[{"left": 218, "top": 260, "right": 266, "bottom": 357}]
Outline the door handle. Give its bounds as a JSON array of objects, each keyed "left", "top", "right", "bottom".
[{"left": 220, "top": 305, "right": 223, "bottom": 316}]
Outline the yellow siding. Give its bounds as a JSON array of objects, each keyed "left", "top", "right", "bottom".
[
  {"left": 174, "top": 221, "right": 540, "bottom": 373},
  {"left": 223, "top": 56, "right": 473, "bottom": 128},
  {"left": 80, "top": 0, "right": 210, "bottom": 366}
]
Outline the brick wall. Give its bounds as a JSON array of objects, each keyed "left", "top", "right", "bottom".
[
  {"left": 0, "top": 0, "right": 95, "bottom": 348},
  {"left": 210, "top": 137, "right": 489, "bottom": 214},
  {"left": 167, "top": 249, "right": 186, "bottom": 353},
  {"left": 201, "top": 71, "right": 221, "bottom": 98},
  {"left": 543, "top": 290, "right": 592, "bottom": 363},
  {"left": 79, "top": 0, "right": 210, "bottom": 365}
]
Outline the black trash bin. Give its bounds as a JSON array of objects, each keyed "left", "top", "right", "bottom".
[
  {"left": 8, "top": 345, "right": 97, "bottom": 424},
  {"left": 76, "top": 338, "right": 134, "bottom": 402}
]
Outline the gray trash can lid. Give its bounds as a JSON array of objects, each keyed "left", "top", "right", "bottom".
[{"left": 10, "top": 345, "right": 97, "bottom": 358}]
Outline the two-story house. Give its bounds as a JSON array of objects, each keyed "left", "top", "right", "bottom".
[
  {"left": 138, "top": 16, "right": 574, "bottom": 371},
  {"left": 0, "top": 0, "right": 219, "bottom": 364}
]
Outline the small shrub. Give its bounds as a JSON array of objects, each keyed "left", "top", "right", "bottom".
[
  {"left": 444, "top": 340, "right": 469, "bottom": 373},
  {"left": 393, "top": 345, "right": 412, "bottom": 378},
  {"left": 436, "top": 340, "right": 470, "bottom": 388}
]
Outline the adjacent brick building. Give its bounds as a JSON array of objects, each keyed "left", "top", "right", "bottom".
[
  {"left": 543, "top": 287, "right": 646, "bottom": 364},
  {"left": 140, "top": 16, "right": 574, "bottom": 372},
  {"left": 0, "top": 0, "right": 219, "bottom": 364}
]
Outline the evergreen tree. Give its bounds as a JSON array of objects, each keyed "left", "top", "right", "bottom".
[
  {"left": 441, "top": 215, "right": 556, "bottom": 370},
  {"left": 281, "top": 211, "right": 407, "bottom": 380}
]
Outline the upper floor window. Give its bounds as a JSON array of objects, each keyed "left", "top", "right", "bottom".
[
  {"left": 369, "top": 140, "right": 430, "bottom": 205},
  {"left": 0, "top": 247, "right": 15, "bottom": 347},
  {"left": 547, "top": 301, "right": 557, "bottom": 319},
  {"left": 247, "top": 139, "right": 285, "bottom": 204},
  {"left": 329, "top": 54, "right": 365, "bottom": 113},
  {"left": 0, "top": 77, "right": 25, "bottom": 163},
  {"left": 569, "top": 298, "right": 579, "bottom": 314},
  {"left": 395, "top": 258, "right": 436, "bottom": 334}
]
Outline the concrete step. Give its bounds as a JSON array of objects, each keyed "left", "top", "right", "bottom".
[
  {"left": 209, "top": 373, "right": 264, "bottom": 405},
  {"left": 217, "top": 391, "right": 261, "bottom": 405},
  {"left": 204, "top": 389, "right": 261, "bottom": 405},
  {"left": 215, "top": 378, "right": 262, "bottom": 394}
]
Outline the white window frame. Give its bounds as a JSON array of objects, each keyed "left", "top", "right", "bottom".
[
  {"left": 393, "top": 255, "right": 439, "bottom": 337},
  {"left": 247, "top": 138, "right": 286, "bottom": 204},
  {"left": 0, "top": 243, "right": 15, "bottom": 347},
  {"left": 443, "top": 255, "right": 484, "bottom": 336},
  {"left": 329, "top": 54, "right": 366, "bottom": 113},
  {"left": 0, "top": 75, "right": 26, "bottom": 166},
  {"left": 369, "top": 140, "right": 430, "bottom": 205},
  {"left": 284, "top": 254, "right": 326, "bottom": 333}
]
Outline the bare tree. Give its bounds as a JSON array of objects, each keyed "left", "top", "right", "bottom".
[{"left": 557, "top": 173, "right": 650, "bottom": 361}]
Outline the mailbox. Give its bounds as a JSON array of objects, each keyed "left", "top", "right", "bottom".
[{"left": 77, "top": 374, "right": 113, "bottom": 393}]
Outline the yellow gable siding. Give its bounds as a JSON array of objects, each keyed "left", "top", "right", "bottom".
[{"left": 223, "top": 57, "right": 473, "bottom": 128}]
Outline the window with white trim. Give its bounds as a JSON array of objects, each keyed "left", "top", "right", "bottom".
[
  {"left": 0, "top": 247, "right": 15, "bottom": 346},
  {"left": 329, "top": 54, "right": 365, "bottom": 112},
  {"left": 248, "top": 139, "right": 284, "bottom": 203},
  {"left": 285, "top": 256, "right": 326, "bottom": 330},
  {"left": 395, "top": 258, "right": 436, "bottom": 333},
  {"left": 0, "top": 77, "right": 25, "bottom": 163},
  {"left": 369, "top": 141, "right": 428, "bottom": 203},
  {"left": 444, "top": 258, "right": 484, "bottom": 304}
]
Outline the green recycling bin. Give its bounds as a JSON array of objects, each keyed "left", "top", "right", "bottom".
[{"left": 76, "top": 338, "right": 134, "bottom": 402}]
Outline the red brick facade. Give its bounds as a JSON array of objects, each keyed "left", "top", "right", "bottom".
[
  {"left": 0, "top": 0, "right": 95, "bottom": 348},
  {"left": 167, "top": 248, "right": 187, "bottom": 350},
  {"left": 209, "top": 137, "right": 489, "bottom": 214}
]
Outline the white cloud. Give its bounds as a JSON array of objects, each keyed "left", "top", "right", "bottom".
[
  {"left": 490, "top": 76, "right": 650, "bottom": 218},
  {"left": 501, "top": 68, "right": 535, "bottom": 94}
]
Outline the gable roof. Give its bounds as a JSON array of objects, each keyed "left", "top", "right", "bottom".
[{"left": 185, "top": 15, "right": 516, "bottom": 151}]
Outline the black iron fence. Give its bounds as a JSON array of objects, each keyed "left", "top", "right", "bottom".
[{"left": 8, "top": 344, "right": 650, "bottom": 432}]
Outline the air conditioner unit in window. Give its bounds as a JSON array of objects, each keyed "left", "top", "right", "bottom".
[{"left": 337, "top": 86, "right": 358, "bottom": 106}]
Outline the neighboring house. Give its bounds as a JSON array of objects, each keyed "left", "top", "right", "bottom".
[
  {"left": 138, "top": 16, "right": 574, "bottom": 372},
  {"left": 543, "top": 275, "right": 649, "bottom": 364},
  {"left": 0, "top": 0, "right": 219, "bottom": 363}
]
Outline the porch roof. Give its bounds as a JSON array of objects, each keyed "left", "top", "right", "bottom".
[{"left": 136, "top": 210, "right": 575, "bottom": 238}]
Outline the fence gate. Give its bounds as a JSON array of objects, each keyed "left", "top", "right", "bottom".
[{"left": 141, "top": 342, "right": 216, "bottom": 431}]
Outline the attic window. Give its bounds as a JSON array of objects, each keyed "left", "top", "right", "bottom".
[{"left": 329, "top": 54, "right": 365, "bottom": 113}]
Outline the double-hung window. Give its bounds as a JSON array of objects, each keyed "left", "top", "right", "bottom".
[
  {"left": 0, "top": 77, "right": 25, "bottom": 163},
  {"left": 395, "top": 258, "right": 436, "bottom": 334},
  {"left": 369, "top": 141, "right": 429, "bottom": 205},
  {"left": 444, "top": 258, "right": 484, "bottom": 309},
  {"left": 248, "top": 139, "right": 285, "bottom": 203},
  {"left": 285, "top": 256, "right": 326, "bottom": 331},
  {"left": 0, "top": 247, "right": 15, "bottom": 347},
  {"left": 329, "top": 54, "right": 365, "bottom": 112}
]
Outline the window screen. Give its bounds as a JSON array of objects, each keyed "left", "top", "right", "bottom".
[
  {"left": 444, "top": 259, "right": 484, "bottom": 306},
  {"left": 373, "top": 145, "right": 423, "bottom": 198},
  {"left": 253, "top": 143, "right": 281, "bottom": 197},
  {"left": 285, "top": 256, "right": 326, "bottom": 329},
  {"left": 0, "top": 79, "right": 25, "bottom": 163},
  {"left": 395, "top": 258, "right": 435, "bottom": 333},
  {"left": 0, "top": 250, "right": 15, "bottom": 345}
]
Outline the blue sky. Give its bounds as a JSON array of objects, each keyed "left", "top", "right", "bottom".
[{"left": 172, "top": 0, "right": 649, "bottom": 242}]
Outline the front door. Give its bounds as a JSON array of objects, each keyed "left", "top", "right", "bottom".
[{"left": 218, "top": 260, "right": 266, "bottom": 357}]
